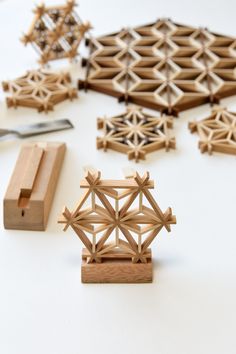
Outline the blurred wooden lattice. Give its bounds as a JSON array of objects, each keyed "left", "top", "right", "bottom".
[
  {"left": 58, "top": 170, "right": 176, "bottom": 267},
  {"left": 189, "top": 106, "right": 236, "bottom": 155},
  {"left": 22, "top": 0, "right": 91, "bottom": 65},
  {"left": 79, "top": 19, "right": 236, "bottom": 116},
  {"left": 97, "top": 105, "right": 176, "bottom": 162},
  {"left": 2, "top": 69, "right": 78, "bottom": 113}
]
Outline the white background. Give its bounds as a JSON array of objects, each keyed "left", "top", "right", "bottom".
[{"left": 0, "top": 0, "right": 236, "bottom": 353}]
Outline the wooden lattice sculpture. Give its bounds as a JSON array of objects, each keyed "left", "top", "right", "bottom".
[
  {"left": 79, "top": 18, "right": 236, "bottom": 116},
  {"left": 189, "top": 106, "right": 236, "bottom": 155},
  {"left": 22, "top": 0, "right": 91, "bottom": 65},
  {"left": 97, "top": 105, "right": 176, "bottom": 162},
  {"left": 58, "top": 170, "right": 176, "bottom": 283},
  {"left": 2, "top": 69, "right": 78, "bottom": 113}
]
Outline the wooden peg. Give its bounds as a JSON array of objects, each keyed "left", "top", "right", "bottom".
[{"left": 20, "top": 146, "right": 44, "bottom": 199}]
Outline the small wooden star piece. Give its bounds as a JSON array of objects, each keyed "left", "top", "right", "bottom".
[{"left": 97, "top": 106, "right": 176, "bottom": 162}]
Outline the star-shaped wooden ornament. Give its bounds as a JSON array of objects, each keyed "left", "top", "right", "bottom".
[
  {"left": 58, "top": 170, "right": 176, "bottom": 283},
  {"left": 21, "top": 0, "right": 91, "bottom": 65},
  {"left": 2, "top": 69, "right": 78, "bottom": 113},
  {"left": 189, "top": 106, "right": 236, "bottom": 155},
  {"left": 80, "top": 19, "right": 236, "bottom": 116},
  {"left": 97, "top": 106, "right": 176, "bottom": 162}
]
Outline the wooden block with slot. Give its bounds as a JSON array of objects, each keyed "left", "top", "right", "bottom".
[
  {"left": 4, "top": 142, "right": 66, "bottom": 231},
  {"left": 81, "top": 248, "right": 152, "bottom": 283}
]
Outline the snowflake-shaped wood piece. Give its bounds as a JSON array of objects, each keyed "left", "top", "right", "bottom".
[
  {"left": 58, "top": 170, "right": 176, "bottom": 264},
  {"left": 22, "top": 0, "right": 91, "bottom": 65},
  {"left": 97, "top": 106, "right": 176, "bottom": 162},
  {"left": 2, "top": 69, "right": 78, "bottom": 113},
  {"left": 79, "top": 18, "right": 236, "bottom": 116},
  {"left": 189, "top": 106, "right": 236, "bottom": 155}
]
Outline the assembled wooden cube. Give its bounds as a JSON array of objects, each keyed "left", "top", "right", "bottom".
[
  {"left": 21, "top": 0, "right": 91, "bottom": 65},
  {"left": 4, "top": 142, "right": 66, "bottom": 231},
  {"left": 58, "top": 170, "right": 176, "bottom": 283}
]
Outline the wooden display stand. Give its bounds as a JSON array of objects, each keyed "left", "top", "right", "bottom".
[
  {"left": 4, "top": 142, "right": 66, "bottom": 231},
  {"left": 81, "top": 249, "right": 152, "bottom": 283},
  {"left": 59, "top": 170, "right": 176, "bottom": 283}
]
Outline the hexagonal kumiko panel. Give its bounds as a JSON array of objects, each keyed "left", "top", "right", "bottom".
[
  {"left": 79, "top": 19, "right": 236, "bottom": 116},
  {"left": 189, "top": 107, "right": 236, "bottom": 155},
  {"left": 97, "top": 105, "right": 176, "bottom": 162},
  {"left": 58, "top": 170, "right": 176, "bottom": 264},
  {"left": 21, "top": 0, "right": 91, "bottom": 65},
  {"left": 2, "top": 69, "right": 78, "bottom": 113}
]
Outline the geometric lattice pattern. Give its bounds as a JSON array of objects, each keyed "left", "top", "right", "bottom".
[
  {"left": 21, "top": 0, "right": 91, "bottom": 65},
  {"left": 189, "top": 106, "right": 236, "bottom": 155},
  {"left": 97, "top": 106, "right": 176, "bottom": 162},
  {"left": 58, "top": 170, "right": 176, "bottom": 264},
  {"left": 2, "top": 69, "right": 78, "bottom": 113},
  {"left": 80, "top": 18, "right": 236, "bottom": 116}
]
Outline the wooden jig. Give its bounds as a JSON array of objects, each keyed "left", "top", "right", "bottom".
[{"left": 4, "top": 142, "right": 66, "bottom": 231}]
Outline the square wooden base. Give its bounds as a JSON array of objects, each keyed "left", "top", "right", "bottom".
[{"left": 81, "top": 249, "right": 153, "bottom": 283}]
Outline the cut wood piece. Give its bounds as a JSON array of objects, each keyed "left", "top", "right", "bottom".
[
  {"left": 2, "top": 70, "right": 78, "bottom": 113},
  {"left": 81, "top": 249, "right": 152, "bottom": 283},
  {"left": 97, "top": 105, "right": 176, "bottom": 162},
  {"left": 80, "top": 19, "right": 236, "bottom": 115},
  {"left": 58, "top": 170, "right": 176, "bottom": 283},
  {"left": 21, "top": 0, "right": 92, "bottom": 65},
  {"left": 20, "top": 146, "right": 44, "bottom": 198},
  {"left": 189, "top": 107, "right": 236, "bottom": 155},
  {"left": 4, "top": 142, "right": 66, "bottom": 231}
]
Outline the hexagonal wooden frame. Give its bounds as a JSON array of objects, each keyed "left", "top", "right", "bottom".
[
  {"left": 97, "top": 105, "right": 176, "bottom": 162},
  {"left": 58, "top": 170, "right": 176, "bottom": 282},
  {"left": 79, "top": 18, "right": 236, "bottom": 116},
  {"left": 189, "top": 106, "right": 236, "bottom": 155},
  {"left": 2, "top": 69, "right": 78, "bottom": 113}
]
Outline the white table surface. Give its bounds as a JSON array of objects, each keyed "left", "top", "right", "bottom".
[{"left": 0, "top": 1, "right": 236, "bottom": 353}]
